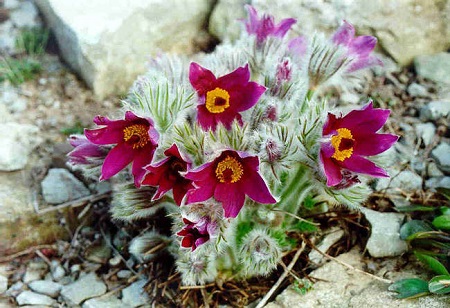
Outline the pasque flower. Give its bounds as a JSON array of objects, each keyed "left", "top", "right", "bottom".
[
  {"left": 320, "top": 101, "right": 398, "bottom": 187},
  {"left": 84, "top": 111, "right": 159, "bottom": 186},
  {"left": 332, "top": 20, "right": 382, "bottom": 72},
  {"left": 141, "top": 144, "right": 193, "bottom": 206},
  {"left": 177, "top": 217, "right": 217, "bottom": 251},
  {"left": 189, "top": 62, "right": 266, "bottom": 130},
  {"left": 68, "top": 135, "right": 107, "bottom": 165},
  {"left": 243, "top": 5, "right": 296, "bottom": 46},
  {"left": 185, "top": 150, "right": 276, "bottom": 218}
]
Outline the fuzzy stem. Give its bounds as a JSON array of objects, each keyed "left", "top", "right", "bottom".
[{"left": 278, "top": 165, "right": 311, "bottom": 216}]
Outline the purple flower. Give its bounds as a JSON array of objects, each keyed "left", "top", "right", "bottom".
[
  {"left": 185, "top": 150, "right": 276, "bottom": 218},
  {"left": 177, "top": 217, "right": 217, "bottom": 251},
  {"left": 288, "top": 36, "right": 308, "bottom": 58},
  {"left": 332, "top": 20, "right": 382, "bottom": 72},
  {"left": 243, "top": 5, "right": 296, "bottom": 46},
  {"left": 84, "top": 111, "right": 159, "bottom": 187},
  {"left": 189, "top": 62, "right": 266, "bottom": 131},
  {"left": 320, "top": 101, "right": 398, "bottom": 187},
  {"left": 68, "top": 135, "right": 107, "bottom": 165},
  {"left": 141, "top": 144, "right": 193, "bottom": 206}
]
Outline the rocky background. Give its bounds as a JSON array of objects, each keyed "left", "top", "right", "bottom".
[{"left": 0, "top": 0, "right": 449, "bottom": 307}]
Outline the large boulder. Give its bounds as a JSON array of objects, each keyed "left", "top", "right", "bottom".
[
  {"left": 209, "top": 0, "right": 450, "bottom": 66},
  {"left": 35, "top": 0, "right": 214, "bottom": 98}
]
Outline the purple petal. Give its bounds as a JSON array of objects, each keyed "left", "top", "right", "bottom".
[
  {"left": 217, "top": 64, "right": 250, "bottom": 90},
  {"left": 189, "top": 62, "right": 216, "bottom": 96},
  {"left": 354, "top": 133, "right": 398, "bottom": 156},
  {"left": 244, "top": 5, "right": 259, "bottom": 34},
  {"left": 322, "top": 112, "right": 339, "bottom": 136},
  {"left": 184, "top": 160, "right": 214, "bottom": 182},
  {"left": 84, "top": 126, "right": 124, "bottom": 145},
  {"left": 173, "top": 180, "right": 193, "bottom": 206},
  {"left": 320, "top": 150, "right": 342, "bottom": 187},
  {"left": 339, "top": 101, "right": 390, "bottom": 134},
  {"left": 197, "top": 105, "right": 218, "bottom": 131},
  {"left": 332, "top": 20, "right": 355, "bottom": 45},
  {"left": 347, "top": 55, "right": 383, "bottom": 72},
  {"left": 349, "top": 35, "right": 377, "bottom": 55},
  {"left": 273, "top": 18, "right": 296, "bottom": 38},
  {"left": 341, "top": 155, "right": 389, "bottom": 178},
  {"left": 186, "top": 183, "right": 215, "bottom": 204},
  {"left": 288, "top": 36, "right": 308, "bottom": 57},
  {"left": 242, "top": 170, "right": 276, "bottom": 204},
  {"left": 232, "top": 81, "right": 266, "bottom": 112},
  {"left": 214, "top": 183, "right": 245, "bottom": 218},
  {"left": 100, "top": 144, "right": 134, "bottom": 181},
  {"left": 132, "top": 149, "right": 155, "bottom": 187}
]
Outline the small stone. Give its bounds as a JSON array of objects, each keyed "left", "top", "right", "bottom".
[
  {"left": 427, "top": 162, "right": 444, "bottom": 178},
  {"left": 376, "top": 170, "right": 423, "bottom": 192},
  {"left": 121, "top": 280, "right": 149, "bottom": 307},
  {"left": 419, "top": 100, "right": 450, "bottom": 122},
  {"left": 414, "top": 52, "right": 450, "bottom": 84},
  {"left": 5, "top": 281, "right": 24, "bottom": 297},
  {"left": 415, "top": 122, "right": 436, "bottom": 147},
  {"left": 410, "top": 157, "right": 426, "bottom": 174},
  {"left": 117, "top": 270, "right": 132, "bottom": 279},
  {"left": 407, "top": 83, "right": 428, "bottom": 97},
  {"left": 23, "top": 262, "right": 48, "bottom": 283},
  {"left": 82, "top": 295, "right": 123, "bottom": 308},
  {"left": 431, "top": 143, "right": 450, "bottom": 174},
  {"left": 28, "top": 280, "right": 62, "bottom": 298},
  {"left": 0, "top": 275, "right": 7, "bottom": 293},
  {"left": 4, "top": 0, "right": 21, "bottom": 10},
  {"left": 309, "top": 228, "right": 345, "bottom": 264},
  {"left": 425, "top": 177, "right": 450, "bottom": 190},
  {"left": 51, "top": 263, "right": 66, "bottom": 282},
  {"left": 16, "top": 290, "right": 56, "bottom": 306},
  {"left": 109, "top": 255, "right": 122, "bottom": 267},
  {"left": 41, "top": 168, "right": 90, "bottom": 204},
  {"left": 10, "top": 0, "right": 41, "bottom": 28},
  {"left": 70, "top": 264, "right": 81, "bottom": 274},
  {"left": 60, "top": 272, "right": 107, "bottom": 305},
  {"left": 361, "top": 208, "right": 408, "bottom": 258}
]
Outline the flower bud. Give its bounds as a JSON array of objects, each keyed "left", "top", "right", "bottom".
[{"left": 129, "top": 231, "right": 171, "bottom": 262}]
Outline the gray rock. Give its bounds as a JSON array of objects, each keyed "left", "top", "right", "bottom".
[
  {"left": 51, "top": 262, "right": 66, "bottom": 282},
  {"left": 420, "top": 100, "right": 450, "bottom": 122},
  {"left": 0, "top": 123, "right": 40, "bottom": 171},
  {"left": 35, "top": 0, "right": 213, "bottom": 98},
  {"left": 41, "top": 168, "right": 90, "bottom": 204},
  {"left": 428, "top": 162, "right": 445, "bottom": 177},
  {"left": 0, "top": 21, "right": 18, "bottom": 54},
  {"left": 308, "top": 228, "right": 344, "bottom": 265},
  {"left": 82, "top": 295, "right": 123, "bottom": 308},
  {"left": 117, "top": 270, "right": 132, "bottom": 279},
  {"left": 16, "top": 290, "right": 56, "bottom": 306},
  {"left": 23, "top": 262, "right": 48, "bottom": 284},
  {"left": 0, "top": 274, "right": 7, "bottom": 293},
  {"left": 376, "top": 170, "right": 423, "bottom": 192},
  {"left": 431, "top": 142, "right": 450, "bottom": 173},
  {"left": 425, "top": 176, "right": 450, "bottom": 190},
  {"left": 210, "top": 0, "right": 450, "bottom": 66},
  {"left": 415, "top": 52, "right": 450, "bottom": 84},
  {"left": 28, "top": 280, "right": 62, "bottom": 298},
  {"left": 4, "top": 0, "right": 21, "bottom": 10},
  {"left": 121, "top": 279, "right": 149, "bottom": 307},
  {"left": 5, "top": 281, "right": 24, "bottom": 297},
  {"left": 361, "top": 208, "right": 408, "bottom": 258},
  {"left": 407, "top": 83, "right": 428, "bottom": 97},
  {"left": 60, "top": 272, "right": 107, "bottom": 305},
  {"left": 10, "top": 0, "right": 42, "bottom": 28},
  {"left": 415, "top": 122, "right": 436, "bottom": 147},
  {"left": 1, "top": 87, "right": 28, "bottom": 113},
  {"left": 410, "top": 157, "right": 426, "bottom": 174}
]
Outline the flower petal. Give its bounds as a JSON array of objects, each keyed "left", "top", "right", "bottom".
[
  {"left": 186, "top": 182, "right": 215, "bottom": 204},
  {"left": 341, "top": 155, "right": 389, "bottom": 178},
  {"left": 332, "top": 20, "right": 355, "bottom": 45},
  {"left": 320, "top": 150, "right": 343, "bottom": 187},
  {"left": 232, "top": 81, "right": 266, "bottom": 112},
  {"left": 100, "top": 144, "right": 134, "bottom": 181},
  {"left": 214, "top": 183, "right": 245, "bottom": 218},
  {"left": 354, "top": 133, "right": 398, "bottom": 156},
  {"left": 132, "top": 148, "right": 155, "bottom": 187},
  {"left": 197, "top": 105, "right": 218, "bottom": 130},
  {"left": 244, "top": 5, "right": 259, "bottom": 34},
  {"left": 173, "top": 180, "right": 194, "bottom": 206},
  {"left": 189, "top": 62, "right": 216, "bottom": 96},
  {"left": 184, "top": 160, "right": 214, "bottom": 182},
  {"left": 217, "top": 64, "right": 250, "bottom": 90},
  {"left": 242, "top": 170, "right": 276, "bottom": 204},
  {"left": 340, "top": 101, "right": 390, "bottom": 134},
  {"left": 273, "top": 18, "right": 297, "bottom": 37},
  {"left": 349, "top": 35, "right": 377, "bottom": 55},
  {"left": 84, "top": 126, "right": 124, "bottom": 145}
]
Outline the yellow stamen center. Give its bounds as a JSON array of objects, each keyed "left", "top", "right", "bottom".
[
  {"left": 205, "top": 87, "right": 230, "bottom": 113},
  {"left": 123, "top": 124, "right": 149, "bottom": 149},
  {"left": 331, "top": 128, "right": 355, "bottom": 162},
  {"left": 215, "top": 156, "right": 244, "bottom": 183}
]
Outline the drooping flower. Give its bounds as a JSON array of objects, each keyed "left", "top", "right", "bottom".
[
  {"left": 67, "top": 135, "right": 107, "bottom": 165},
  {"left": 177, "top": 217, "right": 218, "bottom": 251},
  {"left": 189, "top": 62, "right": 266, "bottom": 131},
  {"left": 141, "top": 144, "right": 193, "bottom": 206},
  {"left": 320, "top": 101, "right": 398, "bottom": 187},
  {"left": 243, "top": 5, "right": 296, "bottom": 46},
  {"left": 332, "top": 20, "right": 382, "bottom": 72},
  {"left": 84, "top": 111, "right": 159, "bottom": 187},
  {"left": 185, "top": 150, "right": 276, "bottom": 218}
]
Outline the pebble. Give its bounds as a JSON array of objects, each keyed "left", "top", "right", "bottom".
[
  {"left": 361, "top": 208, "right": 408, "bottom": 257},
  {"left": 5, "top": 281, "right": 24, "bottom": 297},
  {"left": 0, "top": 274, "right": 7, "bottom": 293},
  {"left": 121, "top": 279, "right": 150, "bottom": 307},
  {"left": 425, "top": 176, "right": 450, "bottom": 190},
  {"left": 82, "top": 295, "right": 124, "bottom": 308},
  {"left": 414, "top": 122, "right": 435, "bottom": 147},
  {"left": 419, "top": 100, "right": 450, "bottom": 122},
  {"left": 60, "top": 272, "right": 107, "bottom": 305},
  {"left": 308, "top": 229, "right": 344, "bottom": 265},
  {"left": 410, "top": 157, "right": 426, "bottom": 174},
  {"left": 414, "top": 52, "right": 450, "bottom": 84},
  {"left": 117, "top": 270, "right": 132, "bottom": 279},
  {"left": 41, "top": 168, "right": 90, "bottom": 204},
  {"left": 407, "top": 82, "right": 428, "bottom": 97},
  {"left": 23, "top": 262, "right": 48, "bottom": 284},
  {"left": 427, "top": 162, "right": 444, "bottom": 177},
  {"left": 431, "top": 142, "right": 450, "bottom": 174},
  {"left": 51, "top": 262, "right": 66, "bottom": 282},
  {"left": 28, "top": 280, "right": 62, "bottom": 298},
  {"left": 10, "top": 0, "right": 41, "bottom": 28},
  {"left": 376, "top": 170, "right": 423, "bottom": 192},
  {"left": 16, "top": 290, "right": 56, "bottom": 306}
]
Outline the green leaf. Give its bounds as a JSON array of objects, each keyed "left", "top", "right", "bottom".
[
  {"left": 436, "top": 187, "right": 450, "bottom": 201},
  {"left": 428, "top": 275, "right": 450, "bottom": 294},
  {"left": 441, "top": 207, "right": 450, "bottom": 215},
  {"left": 414, "top": 251, "right": 450, "bottom": 275},
  {"left": 388, "top": 278, "right": 430, "bottom": 299},
  {"left": 432, "top": 215, "right": 450, "bottom": 231},
  {"left": 395, "top": 205, "right": 436, "bottom": 212},
  {"left": 400, "top": 220, "right": 433, "bottom": 240}
]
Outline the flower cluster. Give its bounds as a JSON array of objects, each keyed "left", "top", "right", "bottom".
[{"left": 68, "top": 5, "right": 396, "bottom": 285}]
